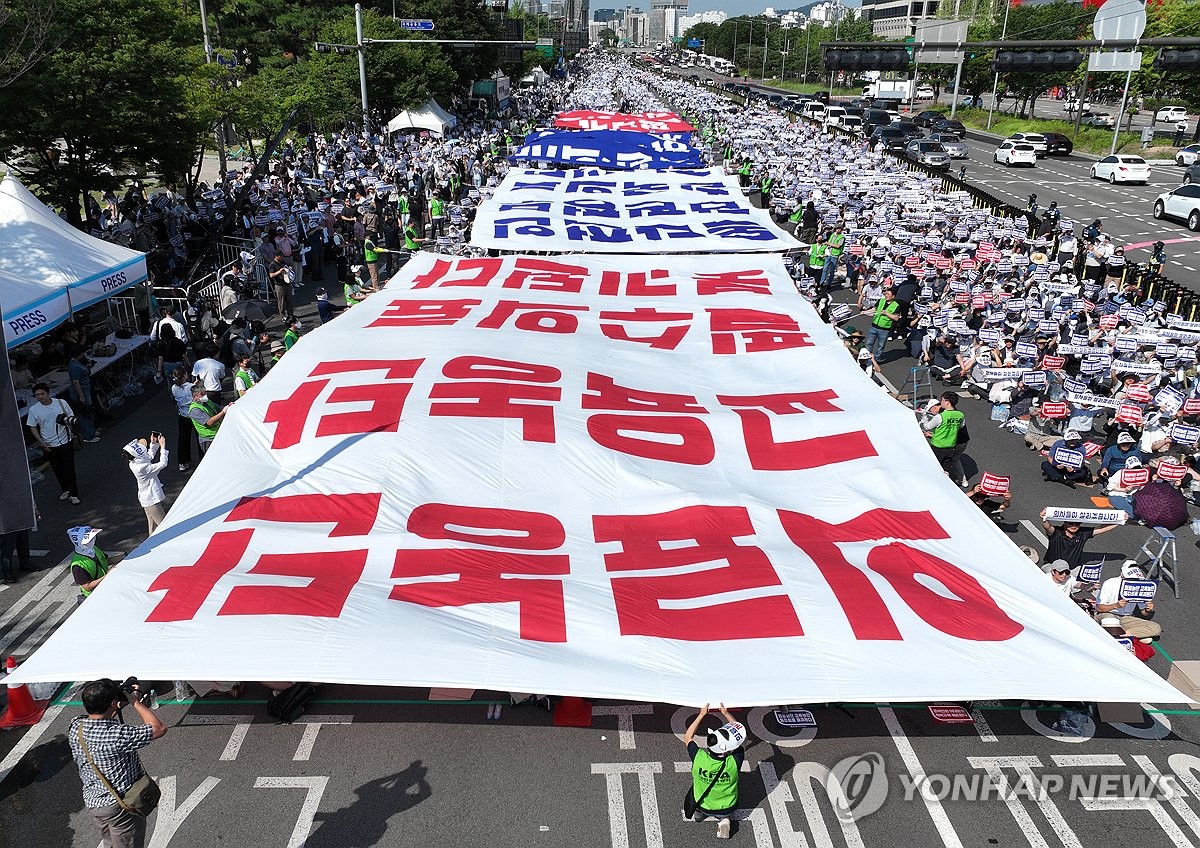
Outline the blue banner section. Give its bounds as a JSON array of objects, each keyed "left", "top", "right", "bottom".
[{"left": 509, "top": 129, "right": 703, "bottom": 170}]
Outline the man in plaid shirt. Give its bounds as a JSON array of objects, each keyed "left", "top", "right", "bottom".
[{"left": 69, "top": 678, "right": 168, "bottom": 848}]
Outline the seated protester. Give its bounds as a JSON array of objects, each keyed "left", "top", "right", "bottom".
[
  {"left": 1107, "top": 456, "right": 1148, "bottom": 517},
  {"left": 1094, "top": 561, "right": 1161, "bottom": 640},
  {"left": 1024, "top": 403, "right": 1065, "bottom": 452},
  {"left": 1040, "top": 508, "right": 1120, "bottom": 569},
  {"left": 966, "top": 479, "right": 1011, "bottom": 523},
  {"left": 315, "top": 288, "right": 337, "bottom": 324},
  {"left": 1040, "top": 429, "right": 1093, "bottom": 487},
  {"left": 1098, "top": 431, "right": 1147, "bottom": 484},
  {"left": 926, "top": 336, "right": 962, "bottom": 383},
  {"left": 1139, "top": 411, "right": 1175, "bottom": 456},
  {"left": 1065, "top": 398, "right": 1105, "bottom": 438},
  {"left": 1042, "top": 558, "right": 1095, "bottom": 604}
]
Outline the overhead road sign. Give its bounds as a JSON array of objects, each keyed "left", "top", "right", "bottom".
[{"left": 400, "top": 19, "right": 435, "bottom": 31}]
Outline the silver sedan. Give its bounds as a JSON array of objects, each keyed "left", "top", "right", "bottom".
[{"left": 928, "top": 133, "right": 968, "bottom": 159}]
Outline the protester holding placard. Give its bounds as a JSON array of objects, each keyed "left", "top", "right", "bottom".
[
  {"left": 1098, "top": 432, "right": 1148, "bottom": 485},
  {"left": 1040, "top": 430, "right": 1093, "bottom": 487},
  {"left": 1024, "top": 403, "right": 1066, "bottom": 452},
  {"left": 967, "top": 474, "right": 1011, "bottom": 523},
  {"left": 1094, "top": 562, "right": 1161, "bottom": 640},
  {"left": 1042, "top": 559, "right": 1094, "bottom": 602},
  {"left": 1040, "top": 509, "right": 1120, "bottom": 569}
]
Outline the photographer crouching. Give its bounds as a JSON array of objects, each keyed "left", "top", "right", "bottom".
[{"left": 69, "top": 677, "right": 167, "bottom": 848}]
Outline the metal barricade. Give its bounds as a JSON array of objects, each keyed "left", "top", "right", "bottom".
[{"left": 107, "top": 296, "right": 142, "bottom": 332}]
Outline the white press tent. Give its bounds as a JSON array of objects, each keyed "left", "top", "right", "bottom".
[
  {"left": 0, "top": 174, "right": 147, "bottom": 349},
  {"left": 385, "top": 100, "right": 458, "bottom": 136}
]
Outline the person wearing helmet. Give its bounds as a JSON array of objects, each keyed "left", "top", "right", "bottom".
[
  {"left": 1150, "top": 241, "right": 1166, "bottom": 276},
  {"left": 682, "top": 703, "right": 745, "bottom": 839}
]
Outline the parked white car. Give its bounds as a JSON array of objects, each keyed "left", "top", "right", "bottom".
[
  {"left": 1006, "top": 132, "right": 1048, "bottom": 157},
  {"left": 1153, "top": 184, "right": 1200, "bottom": 231},
  {"left": 823, "top": 105, "right": 848, "bottom": 127},
  {"left": 1091, "top": 155, "right": 1152, "bottom": 185},
  {"left": 915, "top": 86, "right": 935, "bottom": 99},
  {"left": 1157, "top": 105, "right": 1189, "bottom": 123},
  {"left": 1177, "top": 144, "right": 1200, "bottom": 166},
  {"left": 802, "top": 100, "right": 826, "bottom": 120},
  {"left": 993, "top": 141, "right": 1038, "bottom": 167},
  {"left": 838, "top": 115, "right": 865, "bottom": 134}
]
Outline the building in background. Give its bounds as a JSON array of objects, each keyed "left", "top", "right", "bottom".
[
  {"left": 860, "top": 0, "right": 940, "bottom": 38},
  {"left": 648, "top": 0, "right": 688, "bottom": 45},
  {"left": 593, "top": 7, "right": 620, "bottom": 22},
  {"left": 620, "top": 9, "right": 649, "bottom": 45},
  {"left": 678, "top": 9, "right": 725, "bottom": 31}
]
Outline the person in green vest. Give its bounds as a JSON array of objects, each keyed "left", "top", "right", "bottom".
[
  {"left": 404, "top": 220, "right": 426, "bottom": 253},
  {"left": 807, "top": 234, "right": 827, "bottom": 289},
  {"left": 283, "top": 315, "right": 302, "bottom": 351},
  {"left": 188, "top": 383, "right": 229, "bottom": 457},
  {"left": 737, "top": 158, "right": 752, "bottom": 187},
  {"left": 428, "top": 193, "right": 447, "bottom": 238},
  {"left": 864, "top": 288, "right": 899, "bottom": 360},
  {"left": 363, "top": 231, "right": 382, "bottom": 287},
  {"left": 68, "top": 525, "right": 123, "bottom": 603},
  {"left": 397, "top": 192, "right": 411, "bottom": 229},
  {"left": 682, "top": 704, "right": 745, "bottom": 839},
  {"left": 922, "top": 392, "right": 967, "bottom": 485},
  {"left": 823, "top": 223, "right": 846, "bottom": 283},
  {"left": 233, "top": 353, "right": 258, "bottom": 398},
  {"left": 759, "top": 174, "right": 774, "bottom": 205}
]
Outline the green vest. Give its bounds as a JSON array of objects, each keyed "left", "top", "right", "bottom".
[
  {"left": 431, "top": 198, "right": 445, "bottom": 218},
  {"left": 72, "top": 549, "right": 110, "bottom": 597},
  {"left": 760, "top": 177, "right": 774, "bottom": 193},
  {"left": 828, "top": 232, "right": 846, "bottom": 256},
  {"left": 788, "top": 207, "right": 804, "bottom": 223},
  {"left": 364, "top": 237, "right": 379, "bottom": 263},
  {"left": 189, "top": 399, "right": 220, "bottom": 439},
  {"left": 872, "top": 298, "right": 899, "bottom": 329},
  {"left": 284, "top": 328, "right": 300, "bottom": 350},
  {"left": 235, "top": 367, "right": 257, "bottom": 393},
  {"left": 930, "top": 408, "right": 964, "bottom": 449},
  {"left": 404, "top": 224, "right": 421, "bottom": 250},
  {"left": 808, "top": 244, "right": 826, "bottom": 268},
  {"left": 738, "top": 161, "right": 752, "bottom": 176},
  {"left": 398, "top": 196, "right": 410, "bottom": 214},
  {"left": 692, "top": 750, "right": 739, "bottom": 812}
]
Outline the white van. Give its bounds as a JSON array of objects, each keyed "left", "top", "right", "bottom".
[
  {"left": 803, "top": 100, "right": 826, "bottom": 120},
  {"left": 823, "top": 105, "right": 847, "bottom": 128}
]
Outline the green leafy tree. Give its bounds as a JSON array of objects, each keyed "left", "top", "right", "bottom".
[{"left": 0, "top": 0, "right": 207, "bottom": 223}]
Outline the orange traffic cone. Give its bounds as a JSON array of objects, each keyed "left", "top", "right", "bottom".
[
  {"left": 553, "top": 696, "right": 592, "bottom": 727},
  {"left": 0, "top": 656, "right": 49, "bottom": 729}
]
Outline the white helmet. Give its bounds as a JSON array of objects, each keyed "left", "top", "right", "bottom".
[{"left": 706, "top": 721, "right": 746, "bottom": 755}]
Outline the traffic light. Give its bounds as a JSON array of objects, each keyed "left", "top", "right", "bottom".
[
  {"left": 990, "top": 50, "right": 1083, "bottom": 72},
  {"left": 314, "top": 42, "right": 356, "bottom": 55},
  {"left": 1154, "top": 49, "right": 1200, "bottom": 71},
  {"left": 824, "top": 48, "right": 909, "bottom": 72}
]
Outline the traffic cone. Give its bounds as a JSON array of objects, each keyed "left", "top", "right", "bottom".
[
  {"left": 0, "top": 656, "right": 49, "bottom": 729},
  {"left": 553, "top": 696, "right": 592, "bottom": 727}
]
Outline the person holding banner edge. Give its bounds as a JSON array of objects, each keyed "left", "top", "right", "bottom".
[
  {"left": 1040, "top": 509, "right": 1120, "bottom": 570},
  {"left": 682, "top": 703, "right": 745, "bottom": 840}
]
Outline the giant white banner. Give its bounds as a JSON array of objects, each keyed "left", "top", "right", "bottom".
[
  {"left": 469, "top": 167, "right": 803, "bottom": 254},
  {"left": 12, "top": 253, "right": 1184, "bottom": 705}
]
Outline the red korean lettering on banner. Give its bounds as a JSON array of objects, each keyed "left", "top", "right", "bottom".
[
  {"left": 428, "top": 356, "right": 562, "bottom": 443},
  {"left": 1099, "top": 314, "right": 1120, "bottom": 330},
  {"left": 263, "top": 359, "right": 424, "bottom": 449},
  {"left": 707, "top": 309, "right": 813, "bottom": 355},
  {"left": 1041, "top": 355, "right": 1067, "bottom": 370},
  {"left": 593, "top": 505, "right": 803, "bottom": 640},
  {"left": 1184, "top": 398, "right": 1200, "bottom": 416},
  {"left": 392, "top": 504, "right": 570, "bottom": 642},
  {"left": 145, "top": 493, "right": 382, "bottom": 622},
  {"left": 1125, "top": 383, "right": 1152, "bottom": 403},
  {"left": 501, "top": 257, "right": 590, "bottom": 293},
  {"left": 778, "top": 508, "right": 1023, "bottom": 642},
  {"left": 716, "top": 391, "right": 877, "bottom": 471},
  {"left": 693, "top": 269, "right": 773, "bottom": 296},
  {"left": 368, "top": 298, "right": 481, "bottom": 328},
  {"left": 583, "top": 372, "right": 714, "bottom": 464},
  {"left": 411, "top": 257, "right": 502, "bottom": 288},
  {"left": 1121, "top": 468, "right": 1151, "bottom": 487},
  {"left": 1039, "top": 402, "right": 1069, "bottom": 419},
  {"left": 599, "top": 308, "right": 693, "bottom": 350},
  {"left": 476, "top": 300, "right": 590, "bottom": 334},
  {"left": 597, "top": 267, "right": 676, "bottom": 297}
]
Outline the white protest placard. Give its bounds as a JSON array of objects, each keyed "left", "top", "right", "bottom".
[
  {"left": 1049, "top": 447, "right": 1085, "bottom": 471},
  {"left": 978, "top": 367, "right": 1031, "bottom": 382},
  {"left": 470, "top": 167, "right": 801, "bottom": 254},
  {"left": 774, "top": 709, "right": 818, "bottom": 728},
  {"left": 1044, "top": 507, "right": 1127, "bottom": 525},
  {"left": 1078, "top": 562, "right": 1104, "bottom": 582},
  {"left": 1120, "top": 579, "right": 1157, "bottom": 602}
]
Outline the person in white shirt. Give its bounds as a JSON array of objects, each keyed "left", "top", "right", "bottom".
[
  {"left": 123, "top": 436, "right": 169, "bottom": 536},
  {"left": 150, "top": 305, "right": 188, "bottom": 345},
  {"left": 170, "top": 366, "right": 197, "bottom": 472},
  {"left": 26, "top": 383, "right": 81, "bottom": 504},
  {"left": 1095, "top": 561, "right": 1160, "bottom": 640},
  {"left": 191, "top": 345, "right": 227, "bottom": 405}
]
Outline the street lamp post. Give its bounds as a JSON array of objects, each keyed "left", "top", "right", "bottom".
[
  {"left": 829, "top": 2, "right": 842, "bottom": 92},
  {"left": 986, "top": 0, "right": 1012, "bottom": 130},
  {"left": 732, "top": 20, "right": 738, "bottom": 76},
  {"left": 762, "top": 21, "right": 771, "bottom": 81},
  {"left": 781, "top": 41, "right": 788, "bottom": 82},
  {"left": 355, "top": 3, "right": 370, "bottom": 135},
  {"left": 803, "top": 23, "right": 811, "bottom": 83}
]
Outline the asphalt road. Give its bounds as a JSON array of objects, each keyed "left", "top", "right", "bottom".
[{"left": 4, "top": 117, "right": 1200, "bottom": 847}]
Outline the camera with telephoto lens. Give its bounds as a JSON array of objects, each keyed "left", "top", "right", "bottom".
[
  {"left": 56, "top": 412, "right": 79, "bottom": 431},
  {"left": 118, "top": 676, "right": 147, "bottom": 704}
]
